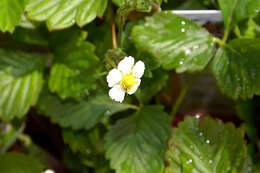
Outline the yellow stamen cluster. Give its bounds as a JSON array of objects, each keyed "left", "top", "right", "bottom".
[{"left": 121, "top": 73, "right": 137, "bottom": 92}]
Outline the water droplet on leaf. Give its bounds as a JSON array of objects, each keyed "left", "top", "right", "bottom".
[
  {"left": 186, "top": 159, "right": 193, "bottom": 164},
  {"left": 185, "top": 49, "right": 191, "bottom": 55}
]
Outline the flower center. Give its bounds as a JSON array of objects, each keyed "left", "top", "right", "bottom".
[{"left": 121, "top": 73, "right": 137, "bottom": 91}]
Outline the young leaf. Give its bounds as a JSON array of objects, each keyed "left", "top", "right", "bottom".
[
  {"left": 218, "top": 0, "right": 258, "bottom": 30},
  {"left": 211, "top": 39, "right": 260, "bottom": 99},
  {"left": 0, "top": 70, "right": 43, "bottom": 121},
  {"left": 37, "top": 91, "right": 135, "bottom": 130},
  {"left": 48, "top": 41, "right": 100, "bottom": 100},
  {"left": 63, "top": 129, "right": 95, "bottom": 154},
  {"left": 26, "top": 0, "right": 108, "bottom": 30},
  {"left": 165, "top": 116, "right": 248, "bottom": 173},
  {"left": 0, "top": 153, "right": 44, "bottom": 173},
  {"left": 0, "top": 0, "right": 28, "bottom": 32},
  {"left": 247, "top": 0, "right": 260, "bottom": 16},
  {"left": 105, "top": 105, "right": 171, "bottom": 173},
  {"left": 114, "top": 0, "right": 163, "bottom": 12},
  {"left": 132, "top": 11, "right": 216, "bottom": 72}
]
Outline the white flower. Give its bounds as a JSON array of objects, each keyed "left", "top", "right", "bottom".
[{"left": 107, "top": 56, "right": 145, "bottom": 102}]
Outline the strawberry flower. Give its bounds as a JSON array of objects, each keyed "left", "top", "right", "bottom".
[{"left": 106, "top": 56, "right": 145, "bottom": 102}]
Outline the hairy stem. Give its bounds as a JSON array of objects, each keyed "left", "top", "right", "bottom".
[{"left": 112, "top": 23, "right": 118, "bottom": 49}]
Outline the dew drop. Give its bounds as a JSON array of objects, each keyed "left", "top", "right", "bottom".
[
  {"left": 206, "top": 139, "right": 210, "bottom": 144},
  {"left": 185, "top": 49, "right": 191, "bottom": 55},
  {"left": 209, "top": 160, "right": 213, "bottom": 164},
  {"left": 181, "top": 21, "right": 186, "bottom": 25},
  {"left": 186, "top": 159, "right": 193, "bottom": 164},
  {"left": 195, "top": 114, "right": 200, "bottom": 119},
  {"left": 181, "top": 28, "right": 185, "bottom": 32},
  {"left": 199, "top": 132, "right": 203, "bottom": 136},
  {"left": 179, "top": 61, "right": 184, "bottom": 65}
]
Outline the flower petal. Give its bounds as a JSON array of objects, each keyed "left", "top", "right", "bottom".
[
  {"left": 107, "top": 69, "right": 122, "bottom": 87},
  {"left": 132, "top": 60, "right": 145, "bottom": 78},
  {"left": 109, "top": 85, "right": 125, "bottom": 103},
  {"left": 127, "top": 79, "right": 141, "bottom": 95},
  {"left": 118, "top": 56, "right": 135, "bottom": 74}
]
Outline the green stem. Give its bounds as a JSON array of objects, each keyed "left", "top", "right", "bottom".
[
  {"left": 170, "top": 83, "right": 189, "bottom": 118},
  {"left": 214, "top": 37, "right": 225, "bottom": 47},
  {"left": 222, "top": 29, "right": 230, "bottom": 43},
  {"left": 0, "top": 123, "right": 25, "bottom": 154},
  {"left": 170, "top": 72, "right": 203, "bottom": 120},
  {"left": 127, "top": 104, "right": 140, "bottom": 111}
]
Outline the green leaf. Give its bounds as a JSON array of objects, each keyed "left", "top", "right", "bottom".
[
  {"left": 165, "top": 116, "right": 248, "bottom": 173},
  {"left": 211, "top": 38, "right": 260, "bottom": 99},
  {"left": 63, "top": 148, "right": 91, "bottom": 173},
  {"left": 0, "top": 153, "right": 44, "bottom": 173},
  {"left": 247, "top": 0, "right": 260, "bottom": 16},
  {"left": 48, "top": 41, "right": 100, "bottom": 100},
  {"left": 37, "top": 91, "right": 135, "bottom": 130},
  {"left": 0, "top": 0, "right": 28, "bottom": 32},
  {"left": 236, "top": 100, "right": 257, "bottom": 140},
  {"left": 63, "top": 129, "right": 94, "bottom": 154},
  {"left": 0, "top": 49, "right": 45, "bottom": 77},
  {"left": 218, "top": 0, "right": 259, "bottom": 30},
  {"left": 49, "top": 28, "right": 87, "bottom": 56},
  {"left": 26, "top": 0, "right": 108, "bottom": 30},
  {"left": 105, "top": 105, "right": 171, "bottom": 173},
  {"left": 132, "top": 11, "right": 216, "bottom": 72},
  {"left": 48, "top": 63, "right": 91, "bottom": 100},
  {"left": 0, "top": 70, "right": 43, "bottom": 121}
]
